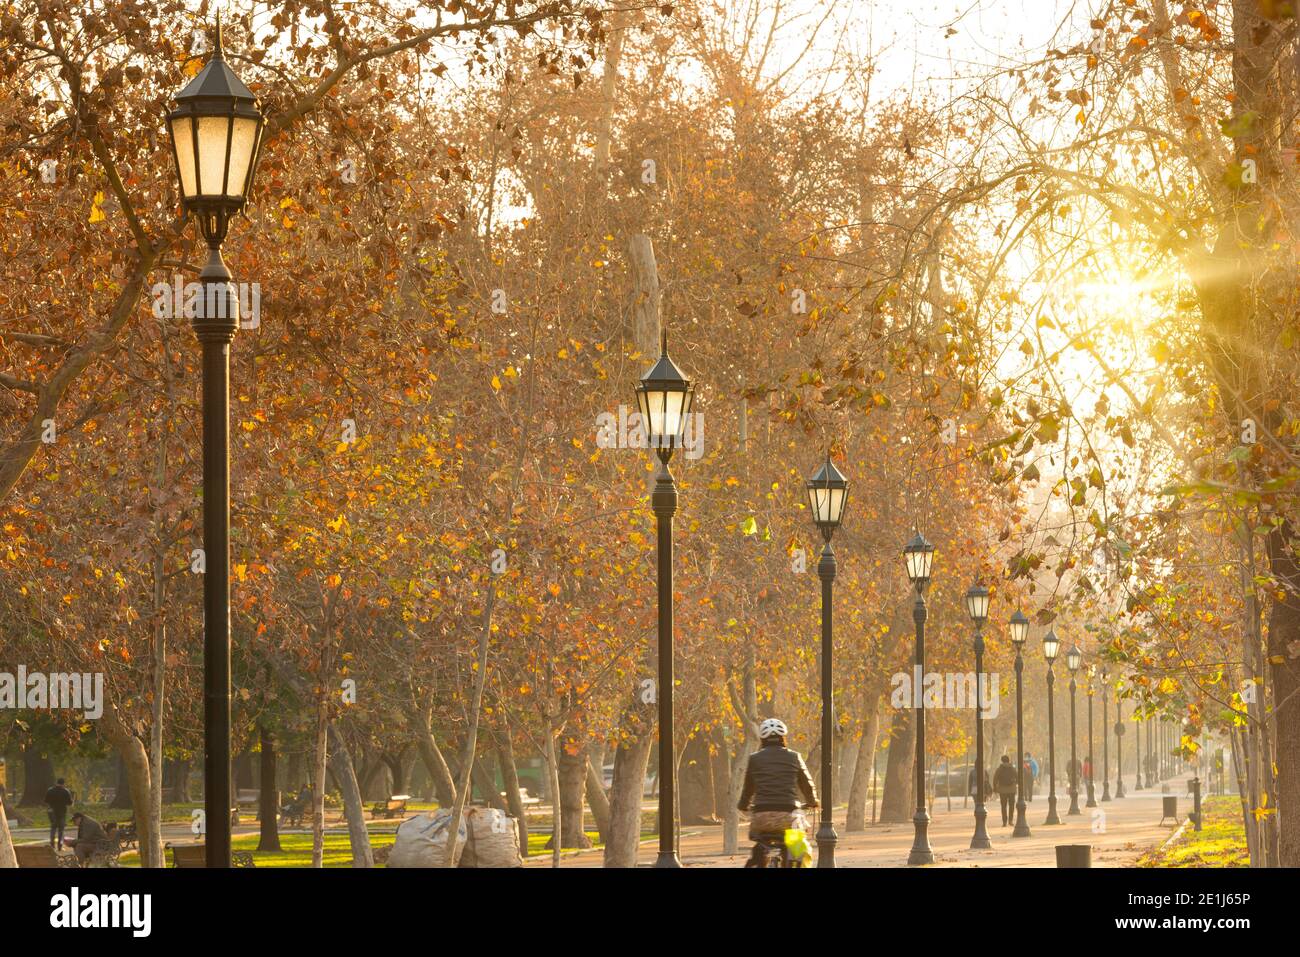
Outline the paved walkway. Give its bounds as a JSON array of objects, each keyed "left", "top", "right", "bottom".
[{"left": 528, "top": 775, "right": 1198, "bottom": 868}]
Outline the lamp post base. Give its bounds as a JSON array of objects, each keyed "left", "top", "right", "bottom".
[
  {"left": 1011, "top": 800, "right": 1032, "bottom": 838},
  {"left": 1067, "top": 788, "right": 1081, "bottom": 815},
  {"left": 1045, "top": 795, "right": 1061, "bottom": 825},
  {"left": 816, "top": 820, "right": 837, "bottom": 868},
  {"left": 970, "top": 804, "right": 993, "bottom": 849},
  {"left": 907, "top": 810, "right": 934, "bottom": 865},
  {"left": 1101, "top": 782, "right": 1111, "bottom": 802},
  {"left": 1116, "top": 780, "right": 1126, "bottom": 799},
  {"left": 653, "top": 852, "right": 681, "bottom": 868},
  {"left": 1085, "top": 782, "right": 1097, "bottom": 808}
]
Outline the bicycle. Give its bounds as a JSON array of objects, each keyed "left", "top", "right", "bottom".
[{"left": 742, "top": 803, "right": 816, "bottom": 868}]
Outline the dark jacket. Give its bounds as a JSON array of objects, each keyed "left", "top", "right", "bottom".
[
  {"left": 44, "top": 785, "right": 74, "bottom": 817},
  {"left": 738, "top": 743, "right": 817, "bottom": 812},
  {"left": 993, "top": 762, "right": 1018, "bottom": 795},
  {"left": 74, "top": 815, "right": 108, "bottom": 848}
]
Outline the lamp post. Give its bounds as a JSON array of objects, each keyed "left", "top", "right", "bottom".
[
  {"left": 965, "top": 584, "right": 992, "bottom": 849},
  {"left": 806, "top": 456, "right": 848, "bottom": 868},
  {"left": 165, "top": 16, "right": 265, "bottom": 868},
  {"left": 1115, "top": 681, "right": 1127, "bottom": 798},
  {"left": 1066, "top": 646, "right": 1082, "bottom": 816},
  {"left": 1100, "top": 668, "right": 1112, "bottom": 801},
  {"left": 904, "top": 533, "right": 936, "bottom": 865},
  {"left": 1134, "top": 703, "right": 1144, "bottom": 792},
  {"left": 1145, "top": 719, "right": 1154, "bottom": 788},
  {"left": 1042, "top": 629, "right": 1062, "bottom": 824},
  {"left": 634, "top": 331, "right": 695, "bottom": 868},
  {"left": 1085, "top": 665, "right": 1097, "bottom": 807},
  {"left": 1009, "top": 610, "right": 1032, "bottom": 837}
]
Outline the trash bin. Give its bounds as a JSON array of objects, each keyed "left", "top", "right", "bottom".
[
  {"left": 1160, "top": 796, "right": 1178, "bottom": 825},
  {"left": 1055, "top": 844, "right": 1091, "bottom": 868}
]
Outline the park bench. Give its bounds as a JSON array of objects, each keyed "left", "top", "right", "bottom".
[
  {"left": 280, "top": 798, "right": 307, "bottom": 828},
  {"left": 83, "top": 833, "right": 126, "bottom": 868},
  {"left": 167, "top": 843, "right": 255, "bottom": 867},
  {"left": 369, "top": 797, "right": 409, "bottom": 819},
  {"left": 15, "top": 843, "right": 79, "bottom": 869},
  {"left": 107, "top": 818, "right": 138, "bottom": 849}
]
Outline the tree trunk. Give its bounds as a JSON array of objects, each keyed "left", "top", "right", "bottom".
[
  {"left": 846, "top": 697, "right": 882, "bottom": 831},
  {"left": 1267, "top": 521, "right": 1300, "bottom": 866},
  {"left": 627, "top": 235, "right": 661, "bottom": 356},
  {"left": 495, "top": 731, "right": 529, "bottom": 856},
  {"left": 311, "top": 690, "right": 328, "bottom": 868},
  {"left": 409, "top": 706, "right": 457, "bottom": 807},
  {"left": 18, "top": 749, "right": 54, "bottom": 806},
  {"left": 285, "top": 751, "right": 302, "bottom": 796},
  {"left": 603, "top": 695, "right": 655, "bottom": 867},
  {"left": 472, "top": 756, "right": 509, "bottom": 811},
  {"left": 103, "top": 722, "right": 162, "bottom": 868},
  {"left": 326, "top": 723, "right": 373, "bottom": 867},
  {"left": 678, "top": 733, "right": 717, "bottom": 825},
  {"left": 165, "top": 758, "right": 192, "bottom": 803},
  {"left": 0, "top": 799, "right": 15, "bottom": 868},
  {"left": 542, "top": 719, "right": 563, "bottom": 866},
  {"left": 723, "top": 647, "right": 760, "bottom": 855},
  {"left": 585, "top": 750, "right": 612, "bottom": 844},
  {"left": 548, "top": 741, "right": 591, "bottom": 849},
  {"left": 258, "top": 725, "right": 281, "bottom": 851},
  {"left": 878, "top": 708, "right": 916, "bottom": 824},
  {"left": 442, "top": 583, "right": 496, "bottom": 867},
  {"left": 380, "top": 750, "right": 408, "bottom": 796}
]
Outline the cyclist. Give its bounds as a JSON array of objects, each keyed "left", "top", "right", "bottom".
[{"left": 738, "top": 718, "right": 817, "bottom": 864}]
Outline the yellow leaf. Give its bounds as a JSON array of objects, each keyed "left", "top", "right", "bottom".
[{"left": 491, "top": 375, "right": 502, "bottom": 391}]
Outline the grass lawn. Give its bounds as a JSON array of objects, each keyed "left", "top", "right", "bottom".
[
  {"left": 1138, "top": 796, "right": 1249, "bottom": 867},
  {"left": 235, "top": 831, "right": 399, "bottom": 868}
]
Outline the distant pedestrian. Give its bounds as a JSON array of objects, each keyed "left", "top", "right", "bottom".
[
  {"left": 1067, "top": 756, "right": 1082, "bottom": 790},
  {"left": 1024, "top": 752, "right": 1039, "bottom": 801},
  {"left": 993, "top": 755, "right": 1018, "bottom": 825},
  {"left": 44, "top": 778, "right": 74, "bottom": 849}
]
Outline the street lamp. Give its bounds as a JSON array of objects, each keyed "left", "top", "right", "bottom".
[
  {"left": 1134, "top": 700, "right": 1144, "bottom": 792},
  {"left": 806, "top": 455, "right": 848, "bottom": 868},
  {"left": 1100, "top": 667, "right": 1112, "bottom": 801},
  {"left": 1042, "top": 629, "right": 1062, "bottom": 824},
  {"left": 1066, "top": 645, "right": 1082, "bottom": 816},
  {"left": 1114, "top": 680, "right": 1127, "bottom": 798},
  {"left": 166, "top": 16, "right": 265, "bottom": 868},
  {"left": 1085, "top": 665, "right": 1097, "bottom": 808},
  {"left": 1009, "top": 609, "right": 1032, "bottom": 837},
  {"left": 965, "top": 583, "right": 992, "bottom": 849},
  {"left": 634, "top": 331, "right": 695, "bottom": 868},
  {"left": 1149, "top": 712, "right": 1159, "bottom": 790},
  {"left": 904, "top": 532, "right": 935, "bottom": 865}
]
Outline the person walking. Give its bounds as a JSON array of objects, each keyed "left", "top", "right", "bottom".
[
  {"left": 44, "top": 778, "right": 74, "bottom": 849},
  {"left": 1024, "top": 752, "right": 1039, "bottom": 801},
  {"left": 993, "top": 754, "right": 1018, "bottom": 826}
]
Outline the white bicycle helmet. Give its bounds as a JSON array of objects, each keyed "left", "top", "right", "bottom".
[{"left": 759, "top": 718, "right": 788, "bottom": 740}]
